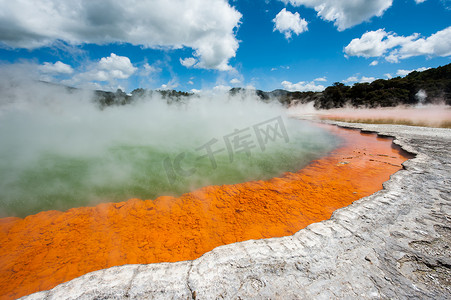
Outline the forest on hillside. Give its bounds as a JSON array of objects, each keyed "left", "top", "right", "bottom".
[
  {"left": 91, "top": 63, "right": 451, "bottom": 109},
  {"left": 265, "top": 63, "right": 451, "bottom": 108}
]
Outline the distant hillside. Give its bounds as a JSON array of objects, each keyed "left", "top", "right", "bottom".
[
  {"left": 253, "top": 63, "right": 451, "bottom": 108},
  {"left": 89, "top": 63, "right": 451, "bottom": 109},
  {"left": 93, "top": 88, "right": 193, "bottom": 108},
  {"left": 314, "top": 63, "right": 451, "bottom": 109}
]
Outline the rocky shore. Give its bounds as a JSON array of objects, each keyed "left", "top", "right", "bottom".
[{"left": 23, "top": 122, "right": 451, "bottom": 299}]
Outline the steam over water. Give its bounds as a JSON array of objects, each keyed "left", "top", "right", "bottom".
[{"left": 0, "top": 79, "right": 340, "bottom": 218}]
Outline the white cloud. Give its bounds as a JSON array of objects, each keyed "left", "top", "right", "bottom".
[
  {"left": 314, "top": 76, "right": 327, "bottom": 82},
  {"left": 213, "top": 85, "right": 232, "bottom": 92},
  {"left": 393, "top": 27, "right": 451, "bottom": 61},
  {"left": 396, "top": 67, "right": 431, "bottom": 76},
  {"left": 415, "top": 0, "right": 426, "bottom": 3},
  {"left": 345, "top": 26, "right": 451, "bottom": 63},
  {"left": 271, "top": 66, "right": 290, "bottom": 71},
  {"left": 360, "top": 76, "right": 376, "bottom": 83},
  {"left": 61, "top": 53, "right": 137, "bottom": 90},
  {"left": 343, "top": 75, "right": 375, "bottom": 83},
  {"left": 385, "top": 73, "right": 393, "bottom": 79},
  {"left": 0, "top": 0, "right": 241, "bottom": 71},
  {"left": 273, "top": 8, "right": 308, "bottom": 39},
  {"left": 180, "top": 57, "right": 197, "bottom": 68},
  {"left": 344, "top": 29, "right": 416, "bottom": 58},
  {"left": 160, "top": 79, "right": 179, "bottom": 90},
  {"left": 96, "top": 54, "right": 137, "bottom": 79},
  {"left": 281, "top": 80, "right": 325, "bottom": 92},
  {"left": 343, "top": 76, "right": 359, "bottom": 83},
  {"left": 141, "top": 63, "right": 161, "bottom": 76},
  {"left": 188, "top": 80, "right": 194, "bottom": 85},
  {"left": 39, "top": 61, "right": 74, "bottom": 74},
  {"left": 396, "top": 70, "right": 413, "bottom": 77},
  {"left": 370, "top": 60, "right": 379, "bottom": 66},
  {"left": 230, "top": 78, "right": 241, "bottom": 84},
  {"left": 279, "top": 0, "right": 392, "bottom": 31}
]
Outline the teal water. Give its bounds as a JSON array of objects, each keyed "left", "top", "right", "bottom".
[
  {"left": 0, "top": 123, "right": 339, "bottom": 218},
  {"left": 0, "top": 92, "right": 340, "bottom": 217}
]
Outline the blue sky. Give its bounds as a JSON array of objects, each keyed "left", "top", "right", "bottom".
[{"left": 0, "top": 0, "right": 450, "bottom": 93}]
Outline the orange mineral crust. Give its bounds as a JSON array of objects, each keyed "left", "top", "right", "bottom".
[{"left": 0, "top": 125, "right": 412, "bottom": 299}]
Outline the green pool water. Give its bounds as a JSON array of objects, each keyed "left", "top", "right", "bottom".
[
  {"left": 0, "top": 95, "right": 340, "bottom": 217},
  {"left": 0, "top": 126, "right": 339, "bottom": 217}
]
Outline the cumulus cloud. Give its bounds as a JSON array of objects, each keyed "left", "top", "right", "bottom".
[
  {"left": 230, "top": 78, "right": 241, "bottom": 84},
  {"left": 180, "top": 57, "right": 197, "bottom": 68},
  {"left": 213, "top": 85, "right": 232, "bottom": 92},
  {"left": 314, "top": 77, "right": 327, "bottom": 82},
  {"left": 370, "top": 60, "right": 379, "bottom": 66},
  {"left": 343, "top": 76, "right": 358, "bottom": 83},
  {"left": 273, "top": 8, "right": 308, "bottom": 39},
  {"left": 396, "top": 67, "right": 431, "bottom": 76},
  {"left": 279, "top": 0, "right": 392, "bottom": 30},
  {"left": 281, "top": 80, "right": 325, "bottom": 92},
  {"left": 344, "top": 29, "right": 415, "bottom": 58},
  {"left": 415, "top": 0, "right": 426, "bottom": 3},
  {"left": 0, "top": 0, "right": 241, "bottom": 71},
  {"left": 39, "top": 61, "right": 74, "bottom": 74},
  {"left": 392, "top": 27, "right": 451, "bottom": 61},
  {"left": 360, "top": 76, "right": 376, "bottom": 83},
  {"left": 343, "top": 75, "right": 375, "bottom": 83},
  {"left": 97, "top": 54, "right": 137, "bottom": 79},
  {"left": 62, "top": 53, "right": 137, "bottom": 90},
  {"left": 345, "top": 26, "right": 451, "bottom": 63}
]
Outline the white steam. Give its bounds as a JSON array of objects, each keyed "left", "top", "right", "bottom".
[
  {"left": 0, "top": 69, "right": 337, "bottom": 217},
  {"left": 289, "top": 101, "right": 451, "bottom": 128},
  {"left": 415, "top": 89, "right": 427, "bottom": 106}
]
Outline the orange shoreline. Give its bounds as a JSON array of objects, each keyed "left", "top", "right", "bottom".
[{"left": 0, "top": 124, "right": 412, "bottom": 299}]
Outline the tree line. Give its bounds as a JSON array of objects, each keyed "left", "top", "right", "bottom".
[
  {"left": 272, "top": 63, "right": 451, "bottom": 108},
  {"left": 91, "top": 63, "right": 451, "bottom": 109}
]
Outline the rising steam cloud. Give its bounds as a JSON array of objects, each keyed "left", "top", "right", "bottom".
[
  {"left": 288, "top": 101, "right": 451, "bottom": 128},
  {"left": 0, "top": 67, "right": 338, "bottom": 217}
]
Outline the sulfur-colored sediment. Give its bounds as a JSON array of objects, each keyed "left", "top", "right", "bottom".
[{"left": 0, "top": 125, "right": 411, "bottom": 299}]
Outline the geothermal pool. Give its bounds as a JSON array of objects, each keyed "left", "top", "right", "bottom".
[
  {"left": 0, "top": 124, "right": 412, "bottom": 300},
  {"left": 0, "top": 84, "right": 412, "bottom": 299},
  {"left": 0, "top": 119, "right": 339, "bottom": 218},
  {"left": 0, "top": 85, "right": 339, "bottom": 218}
]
